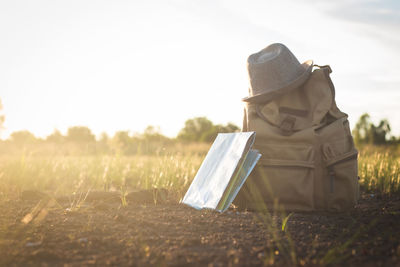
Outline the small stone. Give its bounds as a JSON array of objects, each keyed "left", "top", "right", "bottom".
[{"left": 26, "top": 241, "right": 42, "bottom": 247}]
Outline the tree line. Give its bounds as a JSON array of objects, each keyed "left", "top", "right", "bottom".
[
  {"left": 2, "top": 113, "right": 399, "bottom": 147},
  {"left": 0, "top": 93, "right": 398, "bottom": 156},
  {"left": 5, "top": 117, "right": 240, "bottom": 144},
  {"left": 352, "top": 113, "right": 398, "bottom": 146},
  {"left": 0, "top": 117, "right": 240, "bottom": 155}
]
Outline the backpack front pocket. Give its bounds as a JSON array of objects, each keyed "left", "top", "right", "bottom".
[
  {"left": 322, "top": 139, "right": 359, "bottom": 211},
  {"left": 252, "top": 144, "right": 315, "bottom": 211}
]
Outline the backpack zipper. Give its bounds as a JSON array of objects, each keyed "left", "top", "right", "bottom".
[{"left": 328, "top": 167, "right": 335, "bottom": 193}]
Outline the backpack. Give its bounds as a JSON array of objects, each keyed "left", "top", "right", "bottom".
[{"left": 234, "top": 65, "right": 359, "bottom": 212}]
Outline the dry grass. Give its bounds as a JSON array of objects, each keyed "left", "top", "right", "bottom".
[
  {"left": 0, "top": 144, "right": 399, "bottom": 266},
  {"left": 358, "top": 145, "right": 400, "bottom": 195},
  {"left": 0, "top": 144, "right": 399, "bottom": 202},
  {"left": 0, "top": 153, "right": 203, "bottom": 202}
]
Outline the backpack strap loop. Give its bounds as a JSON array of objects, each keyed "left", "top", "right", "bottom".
[{"left": 314, "top": 64, "right": 332, "bottom": 74}]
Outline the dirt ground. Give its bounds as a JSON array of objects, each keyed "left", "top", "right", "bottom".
[{"left": 0, "top": 189, "right": 399, "bottom": 267}]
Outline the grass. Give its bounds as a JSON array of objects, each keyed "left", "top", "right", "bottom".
[
  {"left": 358, "top": 145, "right": 400, "bottom": 195},
  {"left": 0, "top": 144, "right": 399, "bottom": 265},
  {"left": 0, "top": 152, "right": 204, "bottom": 202},
  {"left": 0, "top": 144, "right": 399, "bottom": 200}
]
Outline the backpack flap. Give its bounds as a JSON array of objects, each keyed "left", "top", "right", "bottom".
[{"left": 253, "top": 66, "right": 341, "bottom": 134}]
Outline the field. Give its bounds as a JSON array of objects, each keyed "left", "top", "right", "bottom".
[{"left": 0, "top": 144, "right": 399, "bottom": 266}]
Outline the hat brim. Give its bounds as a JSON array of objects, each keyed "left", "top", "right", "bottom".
[{"left": 242, "top": 60, "right": 313, "bottom": 103}]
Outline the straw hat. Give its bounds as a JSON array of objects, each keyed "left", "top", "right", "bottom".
[{"left": 242, "top": 43, "right": 313, "bottom": 103}]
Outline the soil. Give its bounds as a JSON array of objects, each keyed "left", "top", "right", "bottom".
[{"left": 0, "top": 189, "right": 399, "bottom": 267}]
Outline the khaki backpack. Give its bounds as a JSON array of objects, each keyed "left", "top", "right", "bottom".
[{"left": 234, "top": 65, "right": 359, "bottom": 212}]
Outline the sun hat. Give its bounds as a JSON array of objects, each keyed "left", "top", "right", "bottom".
[{"left": 242, "top": 43, "right": 313, "bottom": 103}]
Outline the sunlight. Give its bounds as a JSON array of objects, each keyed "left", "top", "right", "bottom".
[{"left": 1, "top": 1, "right": 399, "bottom": 139}]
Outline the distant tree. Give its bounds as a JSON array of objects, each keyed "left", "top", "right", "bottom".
[
  {"left": 353, "top": 113, "right": 373, "bottom": 145},
  {"left": 177, "top": 117, "right": 214, "bottom": 142},
  {"left": 200, "top": 122, "right": 241, "bottom": 143},
  {"left": 99, "top": 132, "right": 110, "bottom": 143},
  {"left": 178, "top": 117, "right": 240, "bottom": 142},
  {"left": 371, "top": 119, "right": 391, "bottom": 145},
  {"left": 97, "top": 132, "right": 111, "bottom": 153},
  {"left": 389, "top": 135, "right": 399, "bottom": 145},
  {"left": 10, "top": 130, "right": 37, "bottom": 144},
  {"left": 66, "top": 126, "right": 95, "bottom": 143},
  {"left": 142, "top": 125, "right": 169, "bottom": 142},
  {"left": 46, "top": 129, "right": 64, "bottom": 143},
  {"left": 113, "top": 131, "right": 131, "bottom": 148},
  {"left": 216, "top": 122, "right": 240, "bottom": 133},
  {"left": 352, "top": 113, "right": 392, "bottom": 145}
]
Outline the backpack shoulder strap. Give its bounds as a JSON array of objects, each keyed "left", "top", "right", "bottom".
[
  {"left": 314, "top": 64, "right": 335, "bottom": 96},
  {"left": 314, "top": 65, "right": 347, "bottom": 120}
]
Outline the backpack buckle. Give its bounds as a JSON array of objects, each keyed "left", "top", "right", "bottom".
[{"left": 280, "top": 116, "right": 296, "bottom": 135}]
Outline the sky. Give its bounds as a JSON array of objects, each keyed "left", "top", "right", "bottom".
[{"left": 1, "top": 0, "right": 399, "bottom": 139}]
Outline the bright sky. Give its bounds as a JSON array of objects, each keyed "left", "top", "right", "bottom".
[{"left": 1, "top": 0, "right": 400, "bottom": 139}]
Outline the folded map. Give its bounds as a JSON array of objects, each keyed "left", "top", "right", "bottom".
[{"left": 182, "top": 132, "right": 261, "bottom": 212}]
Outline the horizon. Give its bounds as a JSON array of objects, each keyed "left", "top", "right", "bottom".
[
  {"left": 0, "top": 116, "right": 240, "bottom": 140},
  {"left": 0, "top": 112, "right": 397, "bottom": 142},
  {"left": 1, "top": 0, "right": 399, "bottom": 139}
]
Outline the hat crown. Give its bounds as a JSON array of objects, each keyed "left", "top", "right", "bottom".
[{"left": 247, "top": 43, "right": 307, "bottom": 98}]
